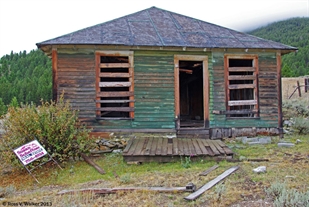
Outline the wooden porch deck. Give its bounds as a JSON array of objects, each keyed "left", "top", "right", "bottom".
[{"left": 123, "top": 137, "right": 234, "bottom": 163}]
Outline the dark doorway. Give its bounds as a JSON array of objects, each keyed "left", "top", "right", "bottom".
[{"left": 179, "top": 61, "right": 204, "bottom": 128}]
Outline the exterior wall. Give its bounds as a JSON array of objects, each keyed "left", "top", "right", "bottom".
[
  {"left": 56, "top": 49, "right": 211, "bottom": 132},
  {"left": 210, "top": 52, "right": 279, "bottom": 129},
  {"left": 55, "top": 48, "right": 280, "bottom": 136}
]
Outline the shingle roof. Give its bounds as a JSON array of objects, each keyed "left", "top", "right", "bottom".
[{"left": 36, "top": 6, "right": 296, "bottom": 51}]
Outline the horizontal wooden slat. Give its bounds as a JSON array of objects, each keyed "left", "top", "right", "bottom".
[
  {"left": 213, "top": 109, "right": 258, "bottom": 115},
  {"left": 97, "top": 91, "right": 134, "bottom": 97},
  {"left": 228, "top": 100, "right": 257, "bottom": 106},
  {"left": 228, "top": 84, "right": 256, "bottom": 89},
  {"left": 99, "top": 82, "right": 131, "bottom": 87},
  {"left": 100, "top": 63, "right": 130, "bottom": 68},
  {"left": 96, "top": 107, "right": 134, "bottom": 112},
  {"left": 99, "top": 72, "right": 130, "bottom": 78},
  {"left": 228, "top": 75, "right": 256, "bottom": 80},
  {"left": 96, "top": 100, "right": 135, "bottom": 103},
  {"left": 96, "top": 117, "right": 133, "bottom": 120},
  {"left": 228, "top": 67, "right": 256, "bottom": 72}
]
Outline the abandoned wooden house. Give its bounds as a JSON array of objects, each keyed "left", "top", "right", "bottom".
[{"left": 37, "top": 7, "right": 297, "bottom": 141}]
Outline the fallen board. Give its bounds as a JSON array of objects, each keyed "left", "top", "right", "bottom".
[
  {"left": 199, "top": 165, "right": 219, "bottom": 176},
  {"left": 184, "top": 166, "right": 239, "bottom": 201},
  {"left": 58, "top": 183, "right": 196, "bottom": 195}
]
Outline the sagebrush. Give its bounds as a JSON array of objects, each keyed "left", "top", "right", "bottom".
[
  {"left": 282, "top": 99, "right": 309, "bottom": 134},
  {"left": 1, "top": 96, "right": 93, "bottom": 167}
]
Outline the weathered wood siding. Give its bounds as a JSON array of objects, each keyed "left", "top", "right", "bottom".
[
  {"left": 56, "top": 48, "right": 279, "bottom": 133},
  {"left": 210, "top": 52, "right": 279, "bottom": 128},
  {"left": 57, "top": 52, "right": 96, "bottom": 119}
]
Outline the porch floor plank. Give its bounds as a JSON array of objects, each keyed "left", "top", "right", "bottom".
[
  {"left": 192, "top": 139, "right": 203, "bottom": 155},
  {"left": 156, "top": 138, "right": 163, "bottom": 155},
  {"left": 144, "top": 137, "right": 153, "bottom": 156},
  {"left": 149, "top": 138, "right": 158, "bottom": 156},
  {"left": 123, "top": 137, "right": 234, "bottom": 163}
]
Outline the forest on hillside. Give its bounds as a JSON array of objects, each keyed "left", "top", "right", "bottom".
[
  {"left": 0, "top": 50, "right": 52, "bottom": 115},
  {"left": 249, "top": 17, "right": 309, "bottom": 77}
]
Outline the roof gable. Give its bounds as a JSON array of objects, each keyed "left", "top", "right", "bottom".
[{"left": 37, "top": 6, "right": 296, "bottom": 50}]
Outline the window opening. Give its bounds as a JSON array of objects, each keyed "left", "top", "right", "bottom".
[
  {"left": 226, "top": 57, "right": 258, "bottom": 118},
  {"left": 96, "top": 52, "right": 134, "bottom": 119}
]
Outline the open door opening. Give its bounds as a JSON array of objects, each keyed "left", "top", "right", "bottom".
[{"left": 179, "top": 60, "right": 204, "bottom": 128}]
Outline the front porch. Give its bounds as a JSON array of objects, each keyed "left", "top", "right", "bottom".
[{"left": 122, "top": 137, "right": 234, "bottom": 163}]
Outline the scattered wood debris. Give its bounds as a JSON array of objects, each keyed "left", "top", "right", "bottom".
[
  {"left": 184, "top": 166, "right": 239, "bottom": 201},
  {"left": 247, "top": 158, "right": 269, "bottom": 162},
  {"left": 81, "top": 153, "right": 105, "bottom": 174},
  {"left": 57, "top": 183, "right": 196, "bottom": 195},
  {"left": 199, "top": 165, "right": 219, "bottom": 176},
  {"left": 90, "top": 138, "right": 127, "bottom": 154}
]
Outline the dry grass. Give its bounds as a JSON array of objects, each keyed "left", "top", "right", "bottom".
[
  {"left": 1, "top": 134, "right": 309, "bottom": 207},
  {"left": 282, "top": 77, "right": 309, "bottom": 100}
]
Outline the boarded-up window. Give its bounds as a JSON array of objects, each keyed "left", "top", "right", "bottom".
[
  {"left": 225, "top": 55, "right": 259, "bottom": 118},
  {"left": 95, "top": 51, "right": 134, "bottom": 119}
]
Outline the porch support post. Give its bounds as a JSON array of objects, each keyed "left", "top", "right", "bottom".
[
  {"left": 277, "top": 52, "right": 283, "bottom": 138},
  {"left": 52, "top": 49, "right": 58, "bottom": 101}
]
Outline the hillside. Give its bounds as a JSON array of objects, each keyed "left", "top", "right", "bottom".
[
  {"left": 0, "top": 50, "right": 52, "bottom": 114},
  {"left": 249, "top": 17, "right": 309, "bottom": 77}
]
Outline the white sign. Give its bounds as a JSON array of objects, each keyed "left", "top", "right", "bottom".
[{"left": 13, "top": 140, "right": 48, "bottom": 165}]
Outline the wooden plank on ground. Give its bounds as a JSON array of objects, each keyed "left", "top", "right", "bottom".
[
  {"left": 139, "top": 137, "right": 149, "bottom": 155},
  {"left": 144, "top": 137, "right": 153, "bottom": 156},
  {"left": 182, "top": 139, "right": 190, "bottom": 156},
  {"left": 188, "top": 139, "right": 196, "bottom": 156},
  {"left": 184, "top": 166, "right": 239, "bottom": 201},
  {"left": 196, "top": 139, "right": 209, "bottom": 155},
  {"left": 132, "top": 138, "right": 146, "bottom": 156},
  {"left": 217, "top": 140, "right": 234, "bottom": 155},
  {"left": 156, "top": 138, "right": 163, "bottom": 155},
  {"left": 123, "top": 138, "right": 134, "bottom": 154},
  {"left": 167, "top": 142, "right": 173, "bottom": 155},
  {"left": 191, "top": 139, "right": 203, "bottom": 155},
  {"left": 127, "top": 138, "right": 139, "bottom": 156},
  {"left": 177, "top": 139, "right": 184, "bottom": 155},
  {"left": 199, "top": 165, "right": 219, "bottom": 176},
  {"left": 205, "top": 146, "right": 215, "bottom": 156},
  {"left": 207, "top": 140, "right": 221, "bottom": 155},
  {"left": 173, "top": 138, "right": 179, "bottom": 155},
  {"left": 212, "top": 140, "right": 226, "bottom": 155},
  {"left": 81, "top": 153, "right": 105, "bottom": 174},
  {"left": 149, "top": 138, "right": 158, "bottom": 156},
  {"left": 161, "top": 138, "right": 168, "bottom": 156}
]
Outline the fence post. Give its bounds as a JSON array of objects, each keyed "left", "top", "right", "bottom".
[
  {"left": 305, "top": 78, "right": 309, "bottom": 93},
  {"left": 297, "top": 81, "right": 301, "bottom": 97}
]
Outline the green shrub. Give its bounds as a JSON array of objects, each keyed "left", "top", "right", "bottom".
[
  {"left": 283, "top": 99, "right": 309, "bottom": 134},
  {"left": 1, "top": 96, "right": 93, "bottom": 167},
  {"left": 9, "top": 96, "right": 19, "bottom": 108},
  {"left": 283, "top": 99, "right": 309, "bottom": 120}
]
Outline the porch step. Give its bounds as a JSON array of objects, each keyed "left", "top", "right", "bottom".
[{"left": 177, "top": 129, "right": 210, "bottom": 139}]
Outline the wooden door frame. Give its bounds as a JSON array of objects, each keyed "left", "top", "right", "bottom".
[{"left": 174, "top": 55, "right": 209, "bottom": 129}]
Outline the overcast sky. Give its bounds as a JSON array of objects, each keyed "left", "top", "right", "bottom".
[{"left": 0, "top": 0, "right": 308, "bottom": 57}]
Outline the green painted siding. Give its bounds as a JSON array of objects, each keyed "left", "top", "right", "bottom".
[{"left": 133, "top": 52, "right": 175, "bottom": 128}]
